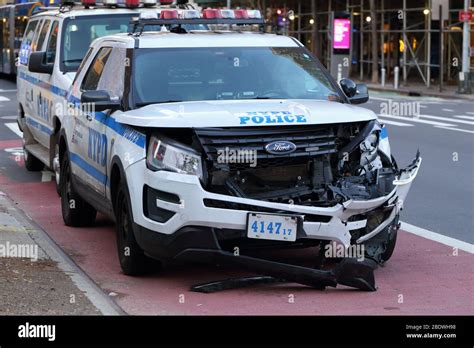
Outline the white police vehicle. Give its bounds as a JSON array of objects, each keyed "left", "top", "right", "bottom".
[
  {"left": 16, "top": 0, "right": 193, "bottom": 193},
  {"left": 59, "top": 9, "right": 421, "bottom": 290}
]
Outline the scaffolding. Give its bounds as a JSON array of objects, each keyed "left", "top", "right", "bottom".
[{"left": 266, "top": 0, "right": 473, "bottom": 89}]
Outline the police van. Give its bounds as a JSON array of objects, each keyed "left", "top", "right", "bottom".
[
  {"left": 59, "top": 9, "right": 421, "bottom": 290},
  {"left": 16, "top": 0, "right": 190, "bottom": 193}
]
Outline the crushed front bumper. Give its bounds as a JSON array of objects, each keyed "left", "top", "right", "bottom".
[{"left": 126, "top": 153, "right": 422, "bottom": 251}]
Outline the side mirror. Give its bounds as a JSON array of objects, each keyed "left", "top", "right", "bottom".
[
  {"left": 81, "top": 90, "right": 121, "bottom": 112},
  {"left": 28, "top": 52, "right": 53, "bottom": 74},
  {"left": 340, "top": 78, "right": 369, "bottom": 104}
]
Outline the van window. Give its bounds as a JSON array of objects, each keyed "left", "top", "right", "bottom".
[
  {"left": 45, "top": 21, "right": 58, "bottom": 64},
  {"left": 19, "top": 19, "right": 38, "bottom": 65},
  {"left": 61, "top": 15, "right": 131, "bottom": 73},
  {"left": 35, "top": 19, "right": 51, "bottom": 52}
]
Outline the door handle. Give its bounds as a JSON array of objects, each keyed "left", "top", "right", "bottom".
[{"left": 86, "top": 114, "right": 93, "bottom": 122}]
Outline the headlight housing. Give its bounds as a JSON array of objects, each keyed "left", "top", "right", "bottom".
[{"left": 147, "top": 135, "right": 203, "bottom": 179}]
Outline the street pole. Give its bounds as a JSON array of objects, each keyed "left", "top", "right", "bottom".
[
  {"left": 227, "top": 0, "right": 231, "bottom": 8},
  {"left": 460, "top": 0, "right": 472, "bottom": 93}
]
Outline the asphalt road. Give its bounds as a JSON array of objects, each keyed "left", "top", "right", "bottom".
[{"left": 1, "top": 77, "right": 472, "bottom": 243}]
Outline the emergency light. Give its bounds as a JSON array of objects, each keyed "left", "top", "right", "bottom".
[
  {"left": 202, "top": 9, "right": 222, "bottom": 19},
  {"left": 125, "top": 0, "right": 139, "bottom": 7},
  {"left": 81, "top": 0, "right": 95, "bottom": 7},
  {"left": 160, "top": 9, "right": 178, "bottom": 19}
]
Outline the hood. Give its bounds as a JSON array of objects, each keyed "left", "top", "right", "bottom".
[{"left": 114, "top": 99, "right": 377, "bottom": 128}]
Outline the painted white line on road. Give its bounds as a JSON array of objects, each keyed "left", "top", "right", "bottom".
[
  {"left": 378, "top": 118, "right": 414, "bottom": 127},
  {"left": 5, "top": 122, "right": 22, "bottom": 137},
  {"left": 419, "top": 114, "right": 474, "bottom": 126},
  {"left": 434, "top": 126, "right": 474, "bottom": 134},
  {"left": 0, "top": 89, "right": 16, "bottom": 92},
  {"left": 378, "top": 114, "right": 456, "bottom": 127},
  {"left": 454, "top": 115, "right": 474, "bottom": 120},
  {"left": 1, "top": 115, "right": 17, "bottom": 120},
  {"left": 401, "top": 222, "right": 474, "bottom": 254},
  {"left": 442, "top": 108, "right": 454, "bottom": 112},
  {"left": 466, "top": 112, "right": 474, "bottom": 115},
  {"left": 0, "top": 96, "right": 11, "bottom": 102}
]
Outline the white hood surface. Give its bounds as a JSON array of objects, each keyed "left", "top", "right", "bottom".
[{"left": 114, "top": 99, "right": 377, "bottom": 128}]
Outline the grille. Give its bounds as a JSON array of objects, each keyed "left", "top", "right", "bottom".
[{"left": 195, "top": 125, "right": 339, "bottom": 169}]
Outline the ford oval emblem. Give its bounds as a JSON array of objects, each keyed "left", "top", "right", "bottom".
[{"left": 265, "top": 141, "right": 297, "bottom": 155}]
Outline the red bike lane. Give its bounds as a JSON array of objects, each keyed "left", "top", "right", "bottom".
[{"left": 1, "top": 139, "right": 472, "bottom": 315}]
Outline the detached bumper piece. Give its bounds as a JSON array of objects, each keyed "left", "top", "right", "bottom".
[{"left": 186, "top": 250, "right": 378, "bottom": 293}]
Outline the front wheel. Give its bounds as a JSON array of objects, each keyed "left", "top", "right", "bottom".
[
  {"left": 23, "top": 141, "right": 43, "bottom": 171},
  {"left": 114, "top": 180, "right": 151, "bottom": 275},
  {"left": 60, "top": 151, "right": 97, "bottom": 227}
]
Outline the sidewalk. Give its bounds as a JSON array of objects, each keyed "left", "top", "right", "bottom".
[
  {"left": 0, "top": 191, "right": 122, "bottom": 315},
  {"left": 361, "top": 81, "right": 474, "bottom": 101}
]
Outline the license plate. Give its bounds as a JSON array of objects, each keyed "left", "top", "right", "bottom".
[{"left": 247, "top": 213, "right": 299, "bottom": 242}]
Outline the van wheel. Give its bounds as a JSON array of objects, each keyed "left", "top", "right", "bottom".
[
  {"left": 23, "top": 142, "right": 44, "bottom": 171},
  {"left": 60, "top": 151, "right": 96, "bottom": 227},
  {"left": 53, "top": 144, "right": 61, "bottom": 195},
  {"left": 114, "top": 179, "right": 150, "bottom": 275}
]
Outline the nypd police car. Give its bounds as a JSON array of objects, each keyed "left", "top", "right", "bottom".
[
  {"left": 58, "top": 9, "right": 421, "bottom": 289},
  {"left": 16, "top": 0, "right": 190, "bottom": 193}
]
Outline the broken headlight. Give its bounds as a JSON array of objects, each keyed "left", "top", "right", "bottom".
[{"left": 147, "top": 135, "right": 203, "bottom": 179}]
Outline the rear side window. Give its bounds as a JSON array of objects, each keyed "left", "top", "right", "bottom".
[
  {"left": 19, "top": 20, "right": 38, "bottom": 65},
  {"left": 35, "top": 19, "right": 51, "bottom": 52},
  {"left": 45, "top": 21, "right": 59, "bottom": 64},
  {"left": 81, "top": 47, "right": 112, "bottom": 91}
]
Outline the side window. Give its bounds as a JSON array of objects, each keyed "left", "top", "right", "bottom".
[
  {"left": 45, "top": 21, "right": 58, "bottom": 64},
  {"left": 19, "top": 20, "right": 38, "bottom": 65},
  {"left": 35, "top": 19, "right": 51, "bottom": 52},
  {"left": 97, "top": 47, "right": 126, "bottom": 100},
  {"left": 81, "top": 47, "right": 112, "bottom": 91}
]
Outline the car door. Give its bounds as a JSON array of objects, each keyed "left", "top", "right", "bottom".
[
  {"left": 68, "top": 46, "right": 115, "bottom": 196},
  {"left": 23, "top": 18, "right": 54, "bottom": 147}
]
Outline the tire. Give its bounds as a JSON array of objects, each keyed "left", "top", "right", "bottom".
[
  {"left": 380, "top": 228, "right": 398, "bottom": 263},
  {"left": 60, "top": 151, "right": 97, "bottom": 227},
  {"left": 114, "top": 179, "right": 150, "bottom": 275},
  {"left": 23, "top": 143, "right": 44, "bottom": 171},
  {"left": 53, "top": 144, "right": 61, "bottom": 196}
]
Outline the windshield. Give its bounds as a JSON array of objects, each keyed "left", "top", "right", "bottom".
[
  {"left": 61, "top": 15, "right": 207, "bottom": 72},
  {"left": 132, "top": 47, "right": 341, "bottom": 106}
]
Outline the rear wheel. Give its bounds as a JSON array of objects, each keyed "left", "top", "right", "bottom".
[
  {"left": 53, "top": 144, "right": 61, "bottom": 195},
  {"left": 114, "top": 179, "right": 150, "bottom": 275},
  {"left": 60, "top": 151, "right": 96, "bottom": 227}
]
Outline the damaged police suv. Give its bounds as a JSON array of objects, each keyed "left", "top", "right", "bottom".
[{"left": 59, "top": 9, "right": 421, "bottom": 291}]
